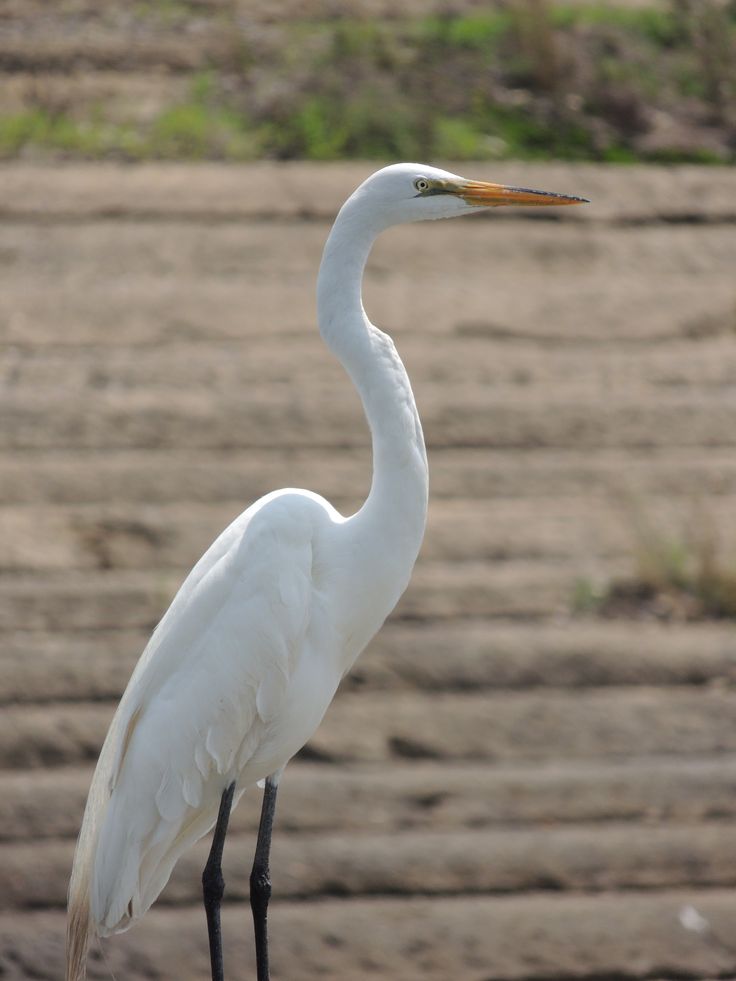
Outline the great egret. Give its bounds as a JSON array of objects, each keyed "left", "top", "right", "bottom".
[{"left": 66, "top": 163, "right": 586, "bottom": 981}]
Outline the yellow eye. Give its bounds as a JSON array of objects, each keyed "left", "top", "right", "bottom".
[{"left": 414, "top": 177, "right": 430, "bottom": 193}]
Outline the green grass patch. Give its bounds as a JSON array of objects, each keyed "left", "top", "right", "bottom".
[
  {"left": 573, "top": 502, "right": 736, "bottom": 621},
  {"left": 0, "top": 73, "right": 263, "bottom": 161},
  {"left": 551, "top": 4, "right": 681, "bottom": 44},
  {"left": 0, "top": 106, "right": 263, "bottom": 161},
  {"left": 419, "top": 11, "right": 513, "bottom": 49},
  {"left": 2, "top": 2, "right": 735, "bottom": 162}
]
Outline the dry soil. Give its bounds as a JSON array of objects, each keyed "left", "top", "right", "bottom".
[{"left": 1, "top": 161, "right": 736, "bottom": 980}]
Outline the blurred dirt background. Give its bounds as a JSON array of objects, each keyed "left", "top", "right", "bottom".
[
  {"left": 2, "top": 160, "right": 736, "bottom": 980},
  {"left": 3, "top": 1, "right": 736, "bottom": 980}
]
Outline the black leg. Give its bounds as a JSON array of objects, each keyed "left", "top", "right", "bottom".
[
  {"left": 250, "top": 776, "right": 279, "bottom": 981},
  {"left": 203, "top": 782, "right": 236, "bottom": 981}
]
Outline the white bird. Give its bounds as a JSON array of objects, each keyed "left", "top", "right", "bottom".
[{"left": 66, "top": 163, "right": 586, "bottom": 981}]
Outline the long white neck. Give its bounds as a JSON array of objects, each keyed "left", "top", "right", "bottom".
[{"left": 316, "top": 196, "right": 429, "bottom": 591}]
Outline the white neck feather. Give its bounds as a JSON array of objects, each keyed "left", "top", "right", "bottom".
[{"left": 316, "top": 195, "right": 429, "bottom": 590}]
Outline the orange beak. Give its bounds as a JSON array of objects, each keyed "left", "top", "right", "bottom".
[{"left": 457, "top": 180, "right": 588, "bottom": 208}]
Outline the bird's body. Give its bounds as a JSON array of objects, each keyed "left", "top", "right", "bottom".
[
  {"left": 66, "top": 163, "right": 585, "bottom": 981},
  {"left": 83, "top": 475, "right": 424, "bottom": 937}
]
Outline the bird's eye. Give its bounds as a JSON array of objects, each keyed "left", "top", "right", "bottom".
[{"left": 414, "top": 177, "right": 430, "bottom": 193}]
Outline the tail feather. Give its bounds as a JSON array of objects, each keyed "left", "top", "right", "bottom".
[
  {"left": 66, "top": 868, "right": 92, "bottom": 981},
  {"left": 65, "top": 782, "right": 98, "bottom": 981},
  {"left": 66, "top": 706, "right": 130, "bottom": 981}
]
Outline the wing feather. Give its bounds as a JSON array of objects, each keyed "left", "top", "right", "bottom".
[{"left": 87, "top": 492, "right": 319, "bottom": 936}]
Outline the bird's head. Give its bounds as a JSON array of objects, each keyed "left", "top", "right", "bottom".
[{"left": 348, "top": 162, "right": 588, "bottom": 228}]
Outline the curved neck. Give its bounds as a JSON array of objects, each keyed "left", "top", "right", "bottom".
[{"left": 317, "top": 200, "right": 428, "bottom": 569}]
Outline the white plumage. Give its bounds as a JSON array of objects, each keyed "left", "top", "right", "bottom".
[{"left": 66, "top": 163, "right": 586, "bottom": 981}]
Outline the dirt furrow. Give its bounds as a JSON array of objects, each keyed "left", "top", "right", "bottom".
[
  {"left": 9, "top": 821, "right": 736, "bottom": 913},
  {"left": 0, "top": 560, "right": 586, "bottom": 632},
  {"left": 5, "top": 687, "right": 736, "bottom": 771},
  {"left": 1, "top": 495, "right": 615, "bottom": 572},
  {"left": 0, "top": 33, "right": 229, "bottom": 73},
  {"left": 5, "top": 494, "right": 736, "bottom": 576},
  {"left": 3, "top": 447, "right": 736, "bottom": 506},
  {"left": 6, "top": 335, "right": 736, "bottom": 391},
  {"left": 4, "top": 390, "right": 736, "bottom": 451},
  {"left": 3, "top": 222, "right": 734, "bottom": 352},
  {"left": 0, "top": 162, "right": 731, "bottom": 224},
  {"left": 2, "top": 890, "right": 736, "bottom": 981},
  {"left": 4, "top": 756, "right": 736, "bottom": 843},
  {"left": 3, "top": 620, "right": 736, "bottom": 706}
]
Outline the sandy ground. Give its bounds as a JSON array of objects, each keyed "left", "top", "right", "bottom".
[{"left": 2, "top": 161, "right": 736, "bottom": 980}]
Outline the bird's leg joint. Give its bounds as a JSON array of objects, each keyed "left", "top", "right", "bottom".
[
  {"left": 203, "top": 863, "right": 226, "bottom": 905},
  {"left": 250, "top": 865, "right": 272, "bottom": 910}
]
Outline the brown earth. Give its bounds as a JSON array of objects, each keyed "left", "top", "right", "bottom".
[
  {"left": 0, "top": 0, "right": 666, "bottom": 92},
  {"left": 1, "top": 161, "right": 736, "bottom": 980}
]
